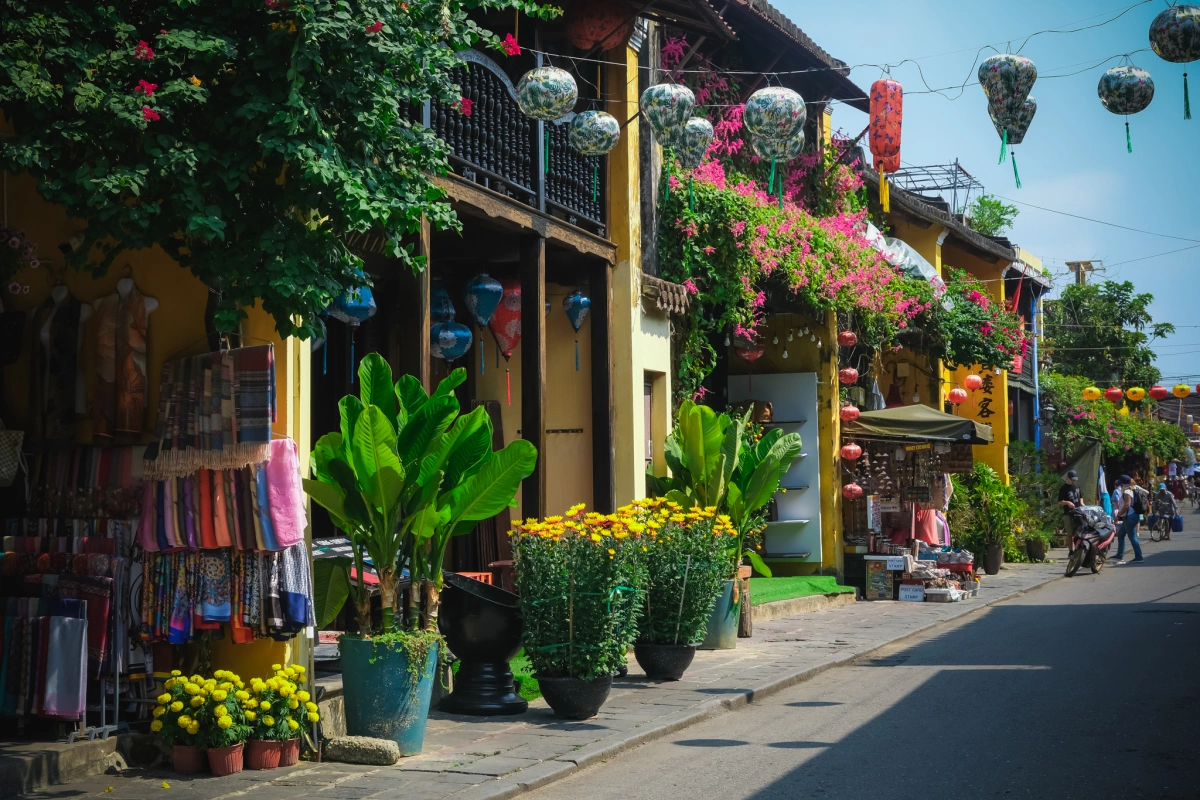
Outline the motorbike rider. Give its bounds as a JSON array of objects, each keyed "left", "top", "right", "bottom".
[{"left": 1058, "top": 470, "right": 1082, "bottom": 542}]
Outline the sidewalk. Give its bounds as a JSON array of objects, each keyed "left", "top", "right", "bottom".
[{"left": 17, "top": 557, "right": 1065, "bottom": 800}]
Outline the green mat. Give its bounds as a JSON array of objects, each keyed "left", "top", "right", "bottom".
[{"left": 750, "top": 576, "right": 855, "bottom": 607}]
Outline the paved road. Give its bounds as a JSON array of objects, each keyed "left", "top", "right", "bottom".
[{"left": 530, "top": 529, "right": 1200, "bottom": 800}]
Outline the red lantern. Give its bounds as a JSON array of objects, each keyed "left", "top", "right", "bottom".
[
  {"left": 841, "top": 482, "right": 864, "bottom": 500},
  {"left": 840, "top": 443, "right": 863, "bottom": 461},
  {"left": 838, "top": 367, "right": 859, "bottom": 385},
  {"left": 1149, "top": 385, "right": 1169, "bottom": 401},
  {"left": 869, "top": 78, "right": 902, "bottom": 211},
  {"left": 837, "top": 330, "right": 858, "bottom": 347},
  {"left": 964, "top": 374, "right": 983, "bottom": 391},
  {"left": 487, "top": 277, "right": 522, "bottom": 406},
  {"left": 735, "top": 343, "right": 765, "bottom": 363},
  {"left": 565, "top": 0, "right": 635, "bottom": 52},
  {"left": 839, "top": 405, "right": 860, "bottom": 423},
  {"left": 948, "top": 388, "right": 968, "bottom": 405},
  {"left": 1104, "top": 387, "right": 1124, "bottom": 403}
]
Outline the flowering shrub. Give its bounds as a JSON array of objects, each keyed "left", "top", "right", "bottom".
[
  {"left": 512, "top": 504, "right": 649, "bottom": 681},
  {"left": 907, "top": 269, "right": 1028, "bottom": 370},
  {"left": 151, "top": 669, "right": 251, "bottom": 749},
  {"left": 245, "top": 664, "right": 315, "bottom": 741},
  {"left": 1041, "top": 372, "right": 1187, "bottom": 460}
]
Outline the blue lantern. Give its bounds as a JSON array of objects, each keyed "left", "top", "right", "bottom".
[
  {"left": 329, "top": 270, "right": 377, "bottom": 383},
  {"left": 430, "top": 321, "right": 473, "bottom": 362},
  {"left": 563, "top": 291, "right": 591, "bottom": 371},
  {"left": 431, "top": 281, "right": 456, "bottom": 324},
  {"left": 464, "top": 274, "right": 503, "bottom": 375}
]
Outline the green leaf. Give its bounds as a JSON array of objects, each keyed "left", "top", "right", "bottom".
[
  {"left": 720, "top": 417, "right": 742, "bottom": 489},
  {"left": 396, "top": 394, "right": 458, "bottom": 477},
  {"left": 419, "top": 405, "right": 490, "bottom": 488},
  {"left": 326, "top": 458, "right": 371, "bottom": 529},
  {"left": 746, "top": 549, "right": 773, "bottom": 578},
  {"left": 443, "top": 439, "right": 537, "bottom": 525},
  {"left": 358, "top": 353, "right": 396, "bottom": 427},
  {"left": 302, "top": 477, "right": 347, "bottom": 523},
  {"left": 311, "top": 432, "right": 343, "bottom": 482},
  {"left": 350, "top": 406, "right": 404, "bottom": 516},
  {"left": 740, "top": 454, "right": 782, "bottom": 528},
  {"left": 312, "top": 557, "right": 352, "bottom": 630},
  {"left": 665, "top": 489, "right": 696, "bottom": 509},
  {"left": 431, "top": 367, "right": 467, "bottom": 401},
  {"left": 339, "top": 395, "right": 364, "bottom": 448},
  {"left": 395, "top": 374, "right": 429, "bottom": 421}
]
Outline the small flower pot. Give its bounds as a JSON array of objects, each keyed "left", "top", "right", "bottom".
[
  {"left": 279, "top": 738, "right": 300, "bottom": 767},
  {"left": 207, "top": 743, "right": 244, "bottom": 777},
  {"left": 984, "top": 543, "right": 1003, "bottom": 575},
  {"left": 634, "top": 643, "right": 697, "bottom": 681},
  {"left": 536, "top": 674, "right": 612, "bottom": 720},
  {"left": 172, "top": 745, "right": 205, "bottom": 775},
  {"left": 246, "top": 739, "right": 282, "bottom": 770}
]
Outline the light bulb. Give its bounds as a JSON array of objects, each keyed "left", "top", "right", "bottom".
[
  {"left": 782, "top": 349, "right": 789, "bottom": 359},
  {"left": 724, "top": 335, "right": 731, "bottom": 346},
  {"left": 912, "top": 393, "right": 920, "bottom": 404},
  {"left": 787, "top": 329, "right": 794, "bottom": 342},
  {"left": 810, "top": 333, "right": 816, "bottom": 342},
  {"left": 772, "top": 334, "right": 779, "bottom": 345},
  {"left": 817, "top": 339, "right": 822, "bottom": 348},
  {"left": 803, "top": 327, "right": 810, "bottom": 335}
]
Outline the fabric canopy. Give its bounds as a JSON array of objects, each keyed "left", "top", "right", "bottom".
[
  {"left": 1059, "top": 440, "right": 1101, "bottom": 506},
  {"left": 843, "top": 404, "right": 994, "bottom": 444}
]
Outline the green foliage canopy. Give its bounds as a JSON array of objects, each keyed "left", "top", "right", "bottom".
[{"left": 966, "top": 194, "right": 1019, "bottom": 237}]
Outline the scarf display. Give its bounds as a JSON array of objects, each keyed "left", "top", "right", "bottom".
[
  {"left": 144, "top": 345, "right": 276, "bottom": 479},
  {"left": 93, "top": 287, "right": 150, "bottom": 441},
  {"left": 26, "top": 446, "right": 144, "bottom": 521}
]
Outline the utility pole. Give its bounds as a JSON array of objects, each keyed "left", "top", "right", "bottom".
[{"left": 1065, "top": 260, "right": 1102, "bottom": 286}]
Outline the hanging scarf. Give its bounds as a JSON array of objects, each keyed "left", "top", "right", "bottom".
[
  {"left": 115, "top": 287, "right": 148, "bottom": 436},
  {"left": 267, "top": 439, "right": 308, "bottom": 548},
  {"left": 212, "top": 470, "right": 233, "bottom": 547},
  {"left": 30, "top": 295, "right": 82, "bottom": 443},
  {"left": 199, "top": 550, "right": 232, "bottom": 623},
  {"left": 279, "top": 543, "right": 313, "bottom": 632},
  {"left": 92, "top": 292, "right": 120, "bottom": 442}
]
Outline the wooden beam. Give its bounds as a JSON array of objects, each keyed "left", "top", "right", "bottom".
[
  {"left": 590, "top": 259, "right": 616, "bottom": 513},
  {"left": 395, "top": 217, "right": 432, "bottom": 391},
  {"left": 520, "top": 233, "right": 548, "bottom": 518}
]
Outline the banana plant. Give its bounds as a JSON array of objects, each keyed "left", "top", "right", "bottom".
[
  {"left": 303, "top": 353, "right": 537, "bottom": 635},
  {"left": 647, "top": 400, "right": 801, "bottom": 577}
]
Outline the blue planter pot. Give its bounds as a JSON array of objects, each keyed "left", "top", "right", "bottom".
[
  {"left": 699, "top": 579, "right": 739, "bottom": 650},
  {"left": 339, "top": 636, "right": 439, "bottom": 756}
]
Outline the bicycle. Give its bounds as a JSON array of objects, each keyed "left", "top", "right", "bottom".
[{"left": 1149, "top": 511, "right": 1172, "bottom": 543}]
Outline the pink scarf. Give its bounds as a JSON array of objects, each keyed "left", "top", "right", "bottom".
[{"left": 267, "top": 439, "right": 307, "bottom": 547}]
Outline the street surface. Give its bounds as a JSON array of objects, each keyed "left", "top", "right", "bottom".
[{"left": 530, "top": 529, "right": 1200, "bottom": 800}]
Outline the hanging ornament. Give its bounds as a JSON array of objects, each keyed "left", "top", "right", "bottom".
[
  {"left": 329, "top": 269, "right": 377, "bottom": 384},
  {"left": 516, "top": 66, "right": 578, "bottom": 121},
  {"left": 948, "top": 388, "right": 968, "bottom": 405},
  {"left": 673, "top": 117, "right": 714, "bottom": 212},
  {"left": 781, "top": 347, "right": 789, "bottom": 359},
  {"left": 839, "top": 405, "right": 861, "bottom": 423},
  {"left": 735, "top": 342, "right": 765, "bottom": 363},
  {"left": 1125, "top": 386, "right": 1147, "bottom": 402},
  {"left": 772, "top": 333, "right": 779, "bottom": 345},
  {"left": 750, "top": 132, "right": 806, "bottom": 162},
  {"left": 869, "top": 78, "right": 903, "bottom": 212},
  {"left": 837, "top": 330, "right": 858, "bottom": 347},
  {"left": 464, "top": 273, "right": 503, "bottom": 375},
  {"left": 964, "top": 374, "right": 983, "bottom": 391},
  {"left": 979, "top": 54, "right": 1036, "bottom": 188},
  {"left": 430, "top": 280, "right": 456, "bottom": 324},
  {"left": 569, "top": 110, "right": 621, "bottom": 156},
  {"left": 1148, "top": 5, "right": 1200, "bottom": 119},
  {"left": 1149, "top": 385, "right": 1169, "bottom": 401},
  {"left": 841, "top": 482, "right": 864, "bottom": 501},
  {"left": 640, "top": 83, "right": 695, "bottom": 145},
  {"left": 1082, "top": 386, "right": 1103, "bottom": 401},
  {"left": 1174, "top": 384, "right": 1193, "bottom": 399},
  {"left": 988, "top": 96, "right": 1036, "bottom": 189},
  {"left": 565, "top": 0, "right": 635, "bottom": 51},
  {"left": 838, "top": 367, "right": 859, "bottom": 385},
  {"left": 563, "top": 290, "right": 591, "bottom": 371},
  {"left": 488, "top": 277, "right": 522, "bottom": 405},
  {"left": 1098, "top": 65, "right": 1155, "bottom": 152},
  {"left": 787, "top": 329, "right": 794, "bottom": 342},
  {"left": 430, "top": 321, "right": 473, "bottom": 362},
  {"left": 1105, "top": 387, "right": 1125, "bottom": 403},
  {"left": 743, "top": 87, "right": 807, "bottom": 142},
  {"left": 840, "top": 443, "right": 863, "bottom": 461}
]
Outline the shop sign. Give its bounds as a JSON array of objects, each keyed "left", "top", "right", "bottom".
[
  {"left": 878, "top": 498, "right": 901, "bottom": 513},
  {"left": 904, "top": 486, "right": 931, "bottom": 503},
  {"left": 904, "top": 443, "right": 932, "bottom": 453},
  {"left": 885, "top": 556, "right": 906, "bottom": 571},
  {"left": 899, "top": 584, "right": 926, "bottom": 602},
  {"left": 866, "top": 559, "right": 894, "bottom": 600}
]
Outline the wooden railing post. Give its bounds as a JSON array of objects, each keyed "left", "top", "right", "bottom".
[{"left": 520, "top": 233, "right": 548, "bottom": 518}]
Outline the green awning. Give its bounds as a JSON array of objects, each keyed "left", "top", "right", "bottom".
[{"left": 843, "top": 404, "right": 994, "bottom": 444}]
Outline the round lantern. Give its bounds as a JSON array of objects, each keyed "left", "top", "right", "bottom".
[
  {"left": 569, "top": 110, "right": 621, "bottom": 156},
  {"left": 948, "top": 388, "right": 968, "bottom": 405},
  {"left": 1174, "top": 384, "right": 1193, "bottom": 399},
  {"left": 1105, "top": 387, "right": 1125, "bottom": 402},
  {"left": 735, "top": 342, "right": 765, "bottom": 363},
  {"left": 1126, "top": 387, "right": 1147, "bottom": 402},
  {"left": 840, "top": 442, "right": 863, "bottom": 461},
  {"left": 743, "top": 87, "right": 807, "bottom": 142},
  {"left": 1098, "top": 65, "right": 1155, "bottom": 151},
  {"left": 640, "top": 83, "right": 695, "bottom": 144},
  {"left": 869, "top": 78, "right": 902, "bottom": 211},
  {"left": 750, "top": 132, "right": 805, "bottom": 162},
  {"left": 841, "top": 482, "right": 864, "bottom": 501},
  {"left": 1149, "top": 385, "right": 1169, "bottom": 401},
  {"left": 329, "top": 269, "right": 378, "bottom": 383},
  {"left": 839, "top": 405, "right": 861, "bottom": 423},
  {"left": 837, "top": 330, "right": 858, "bottom": 347},
  {"left": 430, "top": 321, "right": 473, "bottom": 362},
  {"left": 565, "top": 0, "right": 634, "bottom": 52},
  {"left": 516, "top": 67, "right": 578, "bottom": 121},
  {"left": 463, "top": 274, "right": 503, "bottom": 328},
  {"left": 673, "top": 117, "right": 714, "bottom": 169},
  {"left": 1082, "top": 386, "right": 1103, "bottom": 401},
  {"left": 978, "top": 54, "right": 1038, "bottom": 112},
  {"left": 1148, "top": 5, "right": 1200, "bottom": 118},
  {"left": 988, "top": 95, "right": 1037, "bottom": 147},
  {"left": 964, "top": 374, "right": 983, "bottom": 391},
  {"left": 430, "top": 280, "right": 456, "bottom": 324},
  {"left": 838, "top": 367, "right": 859, "bottom": 385},
  {"left": 563, "top": 290, "right": 591, "bottom": 371}
]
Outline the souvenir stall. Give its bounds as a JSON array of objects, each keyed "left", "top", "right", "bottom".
[{"left": 839, "top": 405, "right": 992, "bottom": 601}]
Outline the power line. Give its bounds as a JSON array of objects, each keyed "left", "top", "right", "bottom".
[{"left": 989, "top": 196, "right": 1200, "bottom": 244}]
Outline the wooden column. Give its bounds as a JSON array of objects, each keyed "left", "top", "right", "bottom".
[
  {"left": 395, "top": 217, "right": 432, "bottom": 392},
  {"left": 590, "top": 259, "right": 615, "bottom": 513},
  {"left": 520, "top": 233, "right": 547, "bottom": 518}
]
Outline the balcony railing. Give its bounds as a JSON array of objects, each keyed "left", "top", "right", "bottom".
[{"left": 424, "top": 50, "right": 607, "bottom": 238}]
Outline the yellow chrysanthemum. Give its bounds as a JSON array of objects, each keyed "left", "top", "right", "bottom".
[
  {"left": 266, "top": 678, "right": 280, "bottom": 690},
  {"left": 236, "top": 691, "right": 250, "bottom": 702},
  {"left": 296, "top": 691, "right": 310, "bottom": 703},
  {"left": 590, "top": 533, "right": 602, "bottom": 542},
  {"left": 288, "top": 699, "right": 299, "bottom": 710},
  {"left": 305, "top": 701, "right": 318, "bottom": 712},
  {"left": 170, "top": 701, "right": 184, "bottom": 713},
  {"left": 263, "top": 716, "right": 275, "bottom": 727},
  {"left": 177, "top": 715, "right": 191, "bottom": 728},
  {"left": 260, "top": 700, "right": 271, "bottom": 711},
  {"left": 212, "top": 689, "right": 228, "bottom": 702},
  {"left": 153, "top": 705, "right": 166, "bottom": 718},
  {"left": 151, "top": 720, "right": 163, "bottom": 732},
  {"left": 287, "top": 719, "right": 299, "bottom": 731},
  {"left": 157, "top": 693, "right": 171, "bottom": 704},
  {"left": 186, "top": 722, "right": 200, "bottom": 736},
  {"left": 271, "top": 664, "right": 282, "bottom": 671},
  {"left": 190, "top": 696, "right": 204, "bottom": 708},
  {"left": 245, "top": 710, "right": 256, "bottom": 722},
  {"left": 163, "top": 679, "right": 175, "bottom": 690},
  {"left": 213, "top": 670, "right": 226, "bottom": 679},
  {"left": 307, "top": 712, "right": 320, "bottom": 723},
  {"left": 217, "top": 716, "right": 233, "bottom": 730},
  {"left": 170, "top": 670, "right": 182, "bottom": 677},
  {"left": 214, "top": 705, "right": 229, "bottom": 718},
  {"left": 190, "top": 675, "right": 202, "bottom": 684},
  {"left": 607, "top": 548, "right": 615, "bottom": 555}
]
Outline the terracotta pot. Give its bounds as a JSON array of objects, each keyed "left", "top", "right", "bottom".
[
  {"left": 246, "top": 739, "right": 282, "bottom": 770},
  {"left": 207, "top": 743, "right": 244, "bottom": 777},
  {"left": 172, "top": 745, "right": 204, "bottom": 775},
  {"left": 279, "top": 738, "right": 300, "bottom": 767}
]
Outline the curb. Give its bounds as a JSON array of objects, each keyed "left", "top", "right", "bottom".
[
  {"left": 750, "top": 591, "right": 857, "bottom": 623},
  {"left": 449, "top": 569, "right": 1066, "bottom": 799}
]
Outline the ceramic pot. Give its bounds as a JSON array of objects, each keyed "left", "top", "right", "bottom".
[
  {"left": 340, "top": 636, "right": 439, "bottom": 756},
  {"left": 984, "top": 543, "right": 1003, "bottom": 575},
  {"left": 536, "top": 674, "right": 613, "bottom": 720},
  {"left": 246, "top": 739, "right": 282, "bottom": 770},
  {"left": 279, "top": 738, "right": 300, "bottom": 767},
  {"left": 207, "top": 743, "right": 244, "bottom": 777},
  {"left": 438, "top": 573, "right": 527, "bottom": 716},
  {"left": 633, "top": 643, "right": 697, "bottom": 681},
  {"left": 699, "top": 579, "right": 739, "bottom": 650},
  {"left": 172, "top": 745, "right": 204, "bottom": 775}
]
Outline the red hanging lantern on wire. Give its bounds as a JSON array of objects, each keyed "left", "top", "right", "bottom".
[
  {"left": 841, "top": 482, "right": 864, "bottom": 500},
  {"left": 1104, "top": 387, "right": 1124, "bottom": 402},
  {"left": 839, "top": 405, "right": 860, "bottom": 423},
  {"left": 869, "top": 78, "right": 902, "bottom": 213},
  {"left": 948, "top": 388, "right": 968, "bottom": 405},
  {"left": 837, "top": 330, "right": 858, "bottom": 347},
  {"left": 840, "top": 442, "right": 863, "bottom": 461},
  {"left": 1149, "top": 385, "right": 1169, "bottom": 401},
  {"left": 964, "top": 374, "right": 984, "bottom": 391},
  {"left": 487, "top": 277, "right": 522, "bottom": 405},
  {"left": 838, "top": 367, "right": 860, "bottom": 385},
  {"left": 565, "top": 0, "right": 635, "bottom": 51}
]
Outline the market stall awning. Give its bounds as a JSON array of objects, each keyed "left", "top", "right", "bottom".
[{"left": 844, "top": 404, "right": 994, "bottom": 444}]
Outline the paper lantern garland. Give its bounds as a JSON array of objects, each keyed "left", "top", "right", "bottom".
[
  {"left": 838, "top": 367, "right": 859, "bottom": 385},
  {"left": 841, "top": 482, "right": 864, "bottom": 501},
  {"left": 1149, "top": 385, "right": 1169, "bottom": 401},
  {"left": 839, "top": 405, "right": 861, "bottom": 423},
  {"left": 979, "top": 54, "right": 1037, "bottom": 187},
  {"left": 964, "top": 374, "right": 984, "bottom": 391},
  {"left": 1082, "top": 386, "right": 1103, "bottom": 401},
  {"left": 569, "top": 110, "right": 621, "bottom": 156},
  {"left": 1098, "top": 65, "right": 1155, "bottom": 151},
  {"left": 840, "top": 442, "right": 863, "bottom": 461},
  {"left": 1148, "top": 5, "right": 1200, "bottom": 119},
  {"left": 1105, "top": 387, "right": 1125, "bottom": 403},
  {"left": 464, "top": 273, "right": 503, "bottom": 374},
  {"left": 563, "top": 290, "right": 591, "bottom": 371},
  {"left": 869, "top": 78, "right": 903, "bottom": 212},
  {"left": 948, "top": 388, "right": 968, "bottom": 405},
  {"left": 1125, "top": 386, "right": 1147, "bottom": 402},
  {"left": 1174, "top": 384, "right": 1193, "bottom": 399},
  {"left": 837, "top": 330, "right": 858, "bottom": 347},
  {"left": 743, "top": 87, "right": 807, "bottom": 142}
]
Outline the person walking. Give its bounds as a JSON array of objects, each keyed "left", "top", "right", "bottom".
[{"left": 1113, "top": 475, "right": 1145, "bottom": 565}]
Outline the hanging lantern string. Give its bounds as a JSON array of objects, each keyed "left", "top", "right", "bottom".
[
  {"left": 689, "top": 175, "right": 695, "bottom": 212},
  {"left": 1126, "top": 117, "right": 1132, "bottom": 153},
  {"left": 480, "top": 326, "right": 486, "bottom": 375},
  {"left": 544, "top": 130, "right": 550, "bottom": 174},
  {"left": 592, "top": 160, "right": 598, "bottom": 203}
]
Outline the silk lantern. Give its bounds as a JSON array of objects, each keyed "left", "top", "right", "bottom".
[
  {"left": 674, "top": 117, "right": 715, "bottom": 212},
  {"left": 516, "top": 67, "right": 578, "bottom": 121},
  {"left": 750, "top": 133, "right": 805, "bottom": 207},
  {"left": 431, "top": 281, "right": 456, "bottom": 324},
  {"left": 840, "top": 442, "right": 863, "bottom": 461},
  {"left": 964, "top": 374, "right": 984, "bottom": 391},
  {"left": 565, "top": 0, "right": 634, "bottom": 52},
  {"left": 640, "top": 83, "right": 695, "bottom": 145},
  {"left": 1148, "top": 5, "right": 1200, "bottom": 119},
  {"left": 1098, "top": 65, "right": 1155, "bottom": 152},
  {"left": 841, "top": 482, "right": 864, "bottom": 501},
  {"left": 430, "top": 321, "right": 473, "bottom": 362},
  {"left": 1174, "top": 384, "right": 1192, "bottom": 399},
  {"left": 838, "top": 367, "right": 859, "bottom": 385},
  {"left": 569, "top": 111, "right": 620, "bottom": 203},
  {"left": 743, "top": 87, "right": 806, "bottom": 142},
  {"left": 837, "top": 330, "right": 858, "bottom": 347},
  {"left": 464, "top": 273, "right": 503, "bottom": 375},
  {"left": 1149, "top": 385, "right": 1169, "bottom": 401},
  {"left": 329, "top": 269, "right": 377, "bottom": 384},
  {"left": 948, "top": 388, "right": 968, "bottom": 405},
  {"left": 979, "top": 54, "right": 1037, "bottom": 186},
  {"left": 988, "top": 96, "right": 1037, "bottom": 189},
  {"left": 1126, "top": 387, "right": 1147, "bottom": 402},
  {"left": 1082, "top": 386, "right": 1103, "bottom": 401},
  {"left": 1104, "top": 387, "right": 1124, "bottom": 402},
  {"left": 488, "top": 277, "right": 522, "bottom": 405},
  {"left": 839, "top": 405, "right": 861, "bottom": 423},
  {"left": 869, "top": 78, "right": 902, "bottom": 212},
  {"left": 563, "top": 290, "right": 591, "bottom": 371}
]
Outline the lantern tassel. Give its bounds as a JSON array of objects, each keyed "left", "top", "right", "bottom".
[
  {"left": 689, "top": 175, "right": 694, "bottom": 212},
  {"left": 349, "top": 329, "right": 356, "bottom": 384},
  {"left": 1126, "top": 119, "right": 1132, "bottom": 154},
  {"left": 768, "top": 157, "right": 776, "bottom": 197},
  {"left": 592, "top": 161, "right": 598, "bottom": 203},
  {"left": 480, "top": 327, "right": 485, "bottom": 375},
  {"left": 879, "top": 169, "right": 890, "bottom": 213},
  {"left": 506, "top": 367, "right": 511, "bottom": 406},
  {"left": 322, "top": 340, "right": 327, "bottom": 376},
  {"left": 998, "top": 128, "right": 1008, "bottom": 164},
  {"left": 544, "top": 130, "right": 549, "bottom": 174},
  {"left": 778, "top": 170, "right": 783, "bottom": 210},
  {"left": 575, "top": 338, "right": 579, "bottom": 371},
  {"left": 1011, "top": 149, "right": 1022, "bottom": 190},
  {"left": 1185, "top": 71, "right": 1192, "bottom": 120}
]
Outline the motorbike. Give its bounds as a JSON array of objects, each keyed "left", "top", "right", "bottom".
[{"left": 1065, "top": 505, "right": 1117, "bottom": 577}]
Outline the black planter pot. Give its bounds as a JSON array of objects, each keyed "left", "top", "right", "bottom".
[
  {"left": 984, "top": 543, "right": 1003, "bottom": 575},
  {"left": 437, "top": 573, "right": 528, "bottom": 716},
  {"left": 536, "top": 674, "right": 613, "bottom": 720},
  {"left": 634, "top": 643, "right": 697, "bottom": 681}
]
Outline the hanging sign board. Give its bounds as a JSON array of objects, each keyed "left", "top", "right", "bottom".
[
  {"left": 904, "top": 443, "right": 932, "bottom": 453},
  {"left": 878, "top": 497, "right": 901, "bottom": 513},
  {"left": 904, "top": 486, "right": 932, "bottom": 503}
]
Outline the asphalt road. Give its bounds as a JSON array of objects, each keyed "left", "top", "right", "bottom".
[{"left": 530, "top": 526, "right": 1200, "bottom": 800}]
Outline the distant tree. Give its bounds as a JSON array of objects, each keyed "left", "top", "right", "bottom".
[
  {"left": 1042, "top": 281, "right": 1174, "bottom": 387},
  {"left": 966, "top": 194, "right": 1019, "bottom": 237}
]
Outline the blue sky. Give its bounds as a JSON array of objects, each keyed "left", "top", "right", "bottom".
[{"left": 785, "top": 0, "right": 1200, "bottom": 385}]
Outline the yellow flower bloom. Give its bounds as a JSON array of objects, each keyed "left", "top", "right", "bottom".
[
  {"left": 157, "top": 693, "right": 172, "bottom": 704},
  {"left": 190, "top": 675, "right": 202, "bottom": 684},
  {"left": 294, "top": 666, "right": 305, "bottom": 674},
  {"left": 170, "top": 701, "right": 184, "bottom": 713},
  {"left": 170, "top": 670, "right": 182, "bottom": 677},
  {"left": 305, "top": 701, "right": 318, "bottom": 712},
  {"left": 186, "top": 722, "right": 200, "bottom": 736},
  {"left": 214, "top": 670, "right": 226, "bottom": 679},
  {"left": 271, "top": 664, "right": 282, "bottom": 671},
  {"left": 288, "top": 699, "right": 299, "bottom": 710},
  {"left": 613, "top": 531, "right": 629, "bottom": 539},
  {"left": 567, "top": 503, "right": 586, "bottom": 516},
  {"left": 217, "top": 716, "right": 232, "bottom": 730},
  {"left": 591, "top": 533, "right": 602, "bottom": 542},
  {"left": 296, "top": 691, "right": 310, "bottom": 703},
  {"left": 190, "top": 696, "right": 204, "bottom": 708},
  {"left": 267, "top": 678, "right": 280, "bottom": 690},
  {"left": 214, "top": 705, "right": 229, "bottom": 718},
  {"left": 177, "top": 715, "right": 191, "bottom": 728},
  {"left": 263, "top": 716, "right": 275, "bottom": 727},
  {"left": 607, "top": 548, "right": 615, "bottom": 555},
  {"left": 153, "top": 705, "right": 166, "bottom": 718},
  {"left": 151, "top": 720, "right": 163, "bottom": 732},
  {"left": 236, "top": 691, "right": 250, "bottom": 701},
  {"left": 287, "top": 719, "right": 299, "bottom": 731},
  {"left": 260, "top": 700, "right": 271, "bottom": 711},
  {"left": 245, "top": 711, "right": 256, "bottom": 722},
  {"left": 212, "top": 690, "right": 227, "bottom": 702},
  {"left": 307, "top": 712, "right": 320, "bottom": 723}
]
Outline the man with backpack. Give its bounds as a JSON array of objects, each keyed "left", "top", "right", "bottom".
[{"left": 1113, "top": 475, "right": 1145, "bottom": 564}]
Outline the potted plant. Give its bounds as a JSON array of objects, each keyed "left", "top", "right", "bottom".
[
  {"left": 202, "top": 670, "right": 252, "bottom": 777},
  {"left": 512, "top": 504, "right": 647, "bottom": 719},
  {"left": 280, "top": 673, "right": 318, "bottom": 767},
  {"left": 634, "top": 500, "right": 732, "bottom": 680},
  {"left": 647, "top": 401, "right": 800, "bottom": 649},
  {"left": 152, "top": 670, "right": 205, "bottom": 774},
  {"left": 1022, "top": 527, "right": 1053, "bottom": 562},
  {"left": 304, "top": 354, "right": 536, "bottom": 754},
  {"left": 970, "top": 464, "right": 1024, "bottom": 575},
  {"left": 244, "top": 666, "right": 301, "bottom": 769}
]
